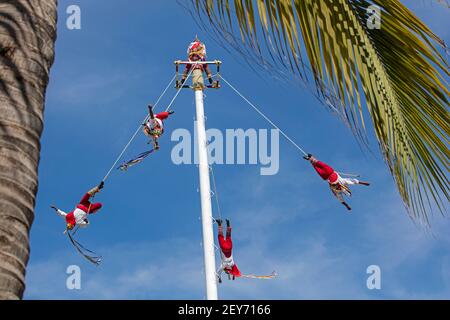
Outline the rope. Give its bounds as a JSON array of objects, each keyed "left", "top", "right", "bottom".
[
  {"left": 71, "top": 224, "right": 80, "bottom": 236},
  {"left": 240, "top": 271, "right": 278, "bottom": 280},
  {"left": 102, "top": 66, "right": 196, "bottom": 182},
  {"left": 164, "top": 67, "right": 192, "bottom": 112},
  {"left": 209, "top": 165, "right": 222, "bottom": 220},
  {"left": 67, "top": 231, "right": 102, "bottom": 265},
  {"left": 102, "top": 74, "right": 177, "bottom": 181},
  {"left": 66, "top": 197, "right": 102, "bottom": 266},
  {"left": 66, "top": 191, "right": 96, "bottom": 251},
  {"left": 68, "top": 191, "right": 95, "bottom": 237},
  {"left": 219, "top": 75, "right": 308, "bottom": 157},
  {"left": 101, "top": 74, "right": 175, "bottom": 182},
  {"left": 337, "top": 172, "right": 361, "bottom": 178},
  {"left": 206, "top": 75, "right": 280, "bottom": 282},
  {"left": 61, "top": 64, "right": 203, "bottom": 265}
]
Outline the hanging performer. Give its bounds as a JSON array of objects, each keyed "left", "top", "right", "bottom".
[
  {"left": 216, "top": 219, "right": 241, "bottom": 282},
  {"left": 215, "top": 219, "right": 277, "bottom": 282},
  {"left": 304, "top": 154, "right": 370, "bottom": 211},
  {"left": 51, "top": 182, "right": 104, "bottom": 230},
  {"left": 142, "top": 104, "right": 174, "bottom": 150},
  {"left": 177, "top": 37, "right": 217, "bottom": 89}
]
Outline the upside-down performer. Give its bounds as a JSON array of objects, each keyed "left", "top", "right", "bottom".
[
  {"left": 51, "top": 182, "right": 104, "bottom": 230},
  {"left": 216, "top": 219, "right": 241, "bottom": 282},
  {"left": 51, "top": 182, "right": 105, "bottom": 265},
  {"left": 216, "top": 219, "right": 277, "bottom": 282},
  {"left": 304, "top": 154, "right": 370, "bottom": 211},
  {"left": 143, "top": 104, "right": 174, "bottom": 150},
  {"left": 177, "top": 37, "right": 218, "bottom": 89}
]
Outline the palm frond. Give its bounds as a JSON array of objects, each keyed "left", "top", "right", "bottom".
[{"left": 191, "top": 0, "right": 450, "bottom": 223}]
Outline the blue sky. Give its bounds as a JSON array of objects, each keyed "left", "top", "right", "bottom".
[{"left": 25, "top": 0, "right": 449, "bottom": 299}]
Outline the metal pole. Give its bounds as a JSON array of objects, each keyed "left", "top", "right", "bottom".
[{"left": 193, "top": 70, "right": 219, "bottom": 300}]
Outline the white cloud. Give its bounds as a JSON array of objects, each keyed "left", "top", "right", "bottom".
[
  {"left": 26, "top": 238, "right": 205, "bottom": 299},
  {"left": 49, "top": 71, "right": 140, "bottom": 108},
  {"left": 26, "top": 184, "right": 450, "bottom": 299}
]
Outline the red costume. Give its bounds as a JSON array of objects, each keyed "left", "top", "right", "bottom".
[
  {"left": 311, "top": 160, "right": 339, "bottom": 184},
  {"left": 218, "top": 224, "right": 241, "bottom": 277},
  {"left": 306, "top": 155, "right": 369, "bottom": 209},
  {"left": 154, "top": 111, "right": 170, "bottom": 126},
  {"left": 180, "top": 39, "right": 213, "bottom": 85},
  {"left": 55, "top": 188, "right": 102, "bottom": 228},
  {"left": 77, "top": 192, "right": 102, "bottom": 213}
]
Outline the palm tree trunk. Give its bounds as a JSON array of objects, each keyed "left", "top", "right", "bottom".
[{"left": 0, "top": 0, "right": 57, "bottom": 299}]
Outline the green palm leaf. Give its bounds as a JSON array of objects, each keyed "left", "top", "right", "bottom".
[{"left": 191, "top": 0, "right": 449, "bottom": 223}]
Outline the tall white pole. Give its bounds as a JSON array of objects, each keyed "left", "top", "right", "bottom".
[{"left": 194, "top": 77, "right": 219, "bottom": 300}]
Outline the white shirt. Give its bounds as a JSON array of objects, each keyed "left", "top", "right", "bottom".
[
  {"left": 221, "top": 253, "right": 235, "bottom": 269},
  {"left": 146, "top": 118, "right": 163, "bottom": 131},
  {"left": 56, "top": 208, "right": 90, "bottom": 227}
]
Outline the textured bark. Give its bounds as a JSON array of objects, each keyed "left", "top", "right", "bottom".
[{"left": 0, "top": 0, "right": 57, "bottom": 299}]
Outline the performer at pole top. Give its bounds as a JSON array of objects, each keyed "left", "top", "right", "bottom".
[{"left": 178, "top": 36, "right": 216, "bottom": 88}]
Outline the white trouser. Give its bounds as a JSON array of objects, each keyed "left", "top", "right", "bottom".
[
  {"left": 337, "top": 176, "right": 359, "bottom": 186},
  {"left": 330, "top": 176, "right": 359, "bottom": 202}
]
